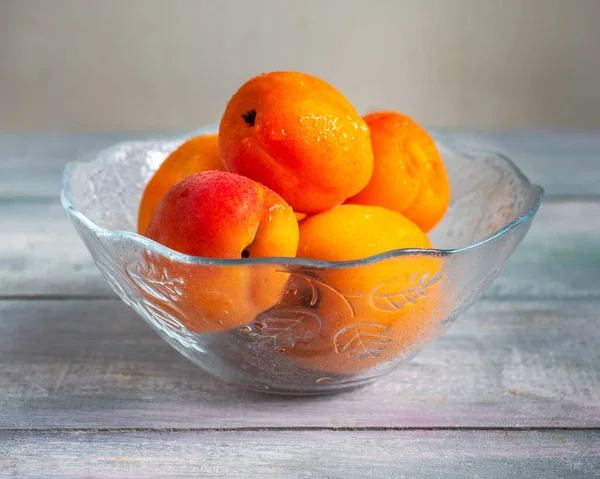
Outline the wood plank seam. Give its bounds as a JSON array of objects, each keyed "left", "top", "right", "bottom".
[{"left": 1, "top": 426, "right": 600, "bottom": 433}]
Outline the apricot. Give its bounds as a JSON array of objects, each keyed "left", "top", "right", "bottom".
[
  {"left": 348, "top": 112, "right": 450, "bottom": 232},
  {"left": 138, "top": 133, "right": 224, "bottom": 235},
  {"left": 219, "top": 71, "right": 374, "bottom": 214},
  {"left": 142, "top": 171, "right": 299, "bottom": 333},
  {"left": 294, "top": 212, "right": 308, "bottom": 222},
  {"left": 256, "top": 204, "right": 448, "bottom": 374}
]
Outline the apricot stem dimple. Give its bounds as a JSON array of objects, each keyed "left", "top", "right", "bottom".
[{"left": 242, "top": 110, "right": 256, "bottom": 127}]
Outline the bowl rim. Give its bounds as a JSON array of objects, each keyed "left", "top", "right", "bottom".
[{"left": 60, "top": 125, "right": 545, "bottom": 268}]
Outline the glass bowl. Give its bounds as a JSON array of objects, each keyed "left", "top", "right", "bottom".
[{"left": 60, "top": 125, "right": 543, "bottom": 395}]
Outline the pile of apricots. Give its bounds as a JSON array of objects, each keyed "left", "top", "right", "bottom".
[{"left": 138, "top": 71, "right": 451, "bottom": 374}]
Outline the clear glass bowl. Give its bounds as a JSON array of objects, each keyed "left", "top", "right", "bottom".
[{"left": 61, "top": 125, "right": 543, "bottom": 395}]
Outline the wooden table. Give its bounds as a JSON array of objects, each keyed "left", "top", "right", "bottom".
[{"left": 1, "top": 132, "right": 599, "bottom": 478}]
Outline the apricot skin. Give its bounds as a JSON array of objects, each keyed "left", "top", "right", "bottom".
[
  {"left": 138, "top": 134, "right": 224, "bottom": 235},
  {"left": 142, "top": 171, "right": 299, "bottom": 334},
  {"left": 348, "top": 111, "right": 450, "bottom": 232},
  {"left": 218, "top": 71, "right": 374, "bottom": 214},
  {"left": 266, "top": 204, "right": 448, "bottom": 374}
]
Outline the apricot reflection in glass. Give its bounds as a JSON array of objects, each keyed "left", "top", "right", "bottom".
[
  {"left": 246, "top": 205, "right": 450, "bottom": 374},
  {"left": 126, "top": 253, "right": 293, "bottom": 334}
]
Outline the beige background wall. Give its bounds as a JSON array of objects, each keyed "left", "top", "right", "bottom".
[{"left": 1, "top": 0, "right": 599, "bottom": 132}]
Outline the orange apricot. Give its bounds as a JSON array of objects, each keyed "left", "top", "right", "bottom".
[
  {"left": 142, "top": 171, "right": 299, "bottom": 333},
  {"left": 138, "top": 133, "right": 224, "bottom": 235},
  {"left": 294, "top": 212, "right": 308, "bottom": 222},
  {"left": 255, "top": 204, "right": 448, "bottom": 374},
  {"left": 219, "top": 71, "right": 374, "bottom": 214},
  {"left": 348, "top": 112, "right": 450, "bottom": 232}
]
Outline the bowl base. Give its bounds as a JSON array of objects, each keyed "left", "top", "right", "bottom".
[{"left": 231, "top": 376, "right": 380, "bottom": 396}]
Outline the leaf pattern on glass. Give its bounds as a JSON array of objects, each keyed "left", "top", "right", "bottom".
[
  {"left": 136, "top": 299, "right": 204, "bottom": 353},
  {"left": 139, "top": 300, "right": 186, "bottom": 333},
  {"left": 126, "top": 252, "right": 184, "bottom": 302},
  {"left": 249, "top": 308, "right": 322, "bottom": 349},
  {"left": 280, "top": 270, "right": 357, "bottom": 318},
  {"left": 334, "top": 323, "right": 392, "bottom": 360},
  {"left": 79, "top": 229, "right": 138, "bottom": 307},
  {"left": 370, "top": 271, "right": 442, "bottom": 313}
]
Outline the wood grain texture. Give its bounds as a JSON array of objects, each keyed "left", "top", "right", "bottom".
[
  {"left": 488, "top": 200, "right": 600, "bottom": 299},
  {"left": 0, "top": 131, "right": 598, "bottom": 200},
  {"left": 1, "top": 430, "right": 599, "bottom": 478},
  {"left": 1, "top": 298, "right": 598, "bottom": 429},
  {"left": 1, "top": 201, "right": 598, "bottom": 299},
  {"left": 0, "top": 133, "right": 156, "bottom": 201},
  {"left": 449, "top": 131, "right": 600, "bottom": 198},
  {"left": 1, "top": 132, "right": 599, "bottom": 475}
]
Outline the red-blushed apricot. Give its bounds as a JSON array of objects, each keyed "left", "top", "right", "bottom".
[
  {"left": 219, "top": 72, "right": 374, "bottom": 214},
  {"left": 138, "top": 134, "right": 224, "bottom": 235},
  {"left": 142, "top": 171, "right": 299, "bottom": 333}
]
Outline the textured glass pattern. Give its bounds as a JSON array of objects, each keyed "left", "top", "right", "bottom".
[{"left": 61, "top": 126, "right": 543, "bottom": 394}]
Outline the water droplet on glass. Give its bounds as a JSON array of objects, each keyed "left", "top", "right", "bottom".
[
  {"left": 253, "top": 321, "right": 264, "bottom": 333},
  {"left": 240, "top": 325, "right": 252, "bottom": 333},
  {"left": 316, "top": 377, "right": 335, "bottom": 385}
]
